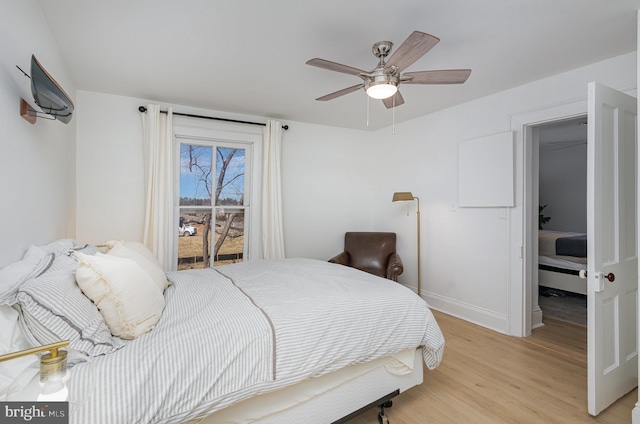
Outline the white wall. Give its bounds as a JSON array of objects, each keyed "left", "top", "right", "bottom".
[
  {"left": 539, "top": 142, "right": 587, "bottom": 232},
  {"left": 75, "top": 91, "right": 145, "bottom": 243},
  {"left": 0, "top": 0, "right": 76, "bottom": 268},
  {"left": 280, "top": 122, "right": 375, "bottom": 259}
]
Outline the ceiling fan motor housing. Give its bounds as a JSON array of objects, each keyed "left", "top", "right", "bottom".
[
  {"left": 365, "top": 71, "right": 399, "bottom": 90},
  {"left": 372, "top": 41, "right": 393, "bottom": 58}
]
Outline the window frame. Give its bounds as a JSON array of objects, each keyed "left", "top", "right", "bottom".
[{"left": 172, "top": 118, "right": 263, "bottom": 271}]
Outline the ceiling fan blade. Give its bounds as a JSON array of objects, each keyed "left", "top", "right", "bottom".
[
  {"left": 316, "top": 84, "right": 363, "bottom": 101},
  {"left": 403, "top": 69, "right": 472, "bottom": 84},
  {"left": 306, "top": 58, "right": 369, "bottom": 76},
  {"left": 385, "top": 31, "right": 440, "bottom": 72},
  {"left": 382, "top": 91, "right": 405, "bottom": 109}
]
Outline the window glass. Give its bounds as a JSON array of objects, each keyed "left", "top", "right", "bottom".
[{"left": 177, "top": 143, "right": 248, "bottom": 269}]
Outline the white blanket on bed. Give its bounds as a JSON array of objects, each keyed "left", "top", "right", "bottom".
[{"left": 68, "top": 258, "right": 444, "bottom": 424}]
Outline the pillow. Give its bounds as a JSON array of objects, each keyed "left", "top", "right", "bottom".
[
  {"left": 14, "top": 254, "right": 125, "bottom": 356},
  {"left": 105, "top": 240, "right": 157, "bottom": 264},
  {"left": 0, "top": 239, "right": 100, "bottom": 304},
  {"left": 36, "top": 239, "right": 77, "bottom": 255},
  {"left": 75, "top": 252, "right": 165, "bottom": 340},
  {"left": 0, "top": 246, "right": 53, "bottom": 304},
  {"left": 40, "top": 239, "right": 101, "bottom": 257},
  {"left": 105, "top": 241, "right": 169, "bottom": 291}
]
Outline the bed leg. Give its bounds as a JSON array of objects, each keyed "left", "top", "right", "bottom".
[
  {"left": 378, "top": 400, "right": 392, "bottom": 424},
  {"left": 331, "top": 389, "right": 399, "bottom": 424}
]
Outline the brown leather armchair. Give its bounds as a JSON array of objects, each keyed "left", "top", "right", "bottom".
[{"left": 329, "top": 232, "right": 403, "bottom": 282}]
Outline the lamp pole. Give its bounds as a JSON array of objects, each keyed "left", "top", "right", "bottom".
[{"left": 392, "top": 192, "right": 421, "bottom": 297}]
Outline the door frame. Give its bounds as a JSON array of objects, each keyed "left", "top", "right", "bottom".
[{"left": 509, "top": 100, "right": 588, "bottom": 337}]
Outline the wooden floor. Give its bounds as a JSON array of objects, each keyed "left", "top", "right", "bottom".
[{"left": 346, "top": 311, "right": 637, "bottom": 424}]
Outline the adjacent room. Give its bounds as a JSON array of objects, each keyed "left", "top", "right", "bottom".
[
  {"left": 1, "top": 1, "right": 639, "bottom": 423},
  {"left": 536, "top": 116, "right": 588, "bottom": 326}
]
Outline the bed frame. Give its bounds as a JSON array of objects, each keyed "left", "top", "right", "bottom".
[
  {"left": 538, "top": 265, "right": 586, "bottom": 295},
  {"left": 193, "top": 349, "right": 424, "bottom": 424},
  {"left": 537, "top": 230, "right": 587, "bottom": 296}
]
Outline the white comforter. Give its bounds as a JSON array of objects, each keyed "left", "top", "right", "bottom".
[{"left": 68, "top": 258, "right": 444, "bottom": 424}]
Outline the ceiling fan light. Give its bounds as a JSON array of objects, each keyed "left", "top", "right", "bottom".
[{"left": 366, "top": 82, "right": 398, "bottom": 100}]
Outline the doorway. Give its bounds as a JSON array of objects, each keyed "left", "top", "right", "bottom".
[
  {"left": 515, "top": 109, "right": 590, "bottom": 334},
  {"left": 534, "top": 116, "right": 588, "bottom": 329}
]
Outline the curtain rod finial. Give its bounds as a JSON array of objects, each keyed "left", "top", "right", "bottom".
[{"left": 138, "top": 106, "right": 147, "bottom": 113}]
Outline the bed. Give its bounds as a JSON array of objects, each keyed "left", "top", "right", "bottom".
[
  {"left": 538, "top": 230, "right": 587, "bottom": 295},
  {"left": 0, "top": 239, "right": 444, "bottom": 424}
]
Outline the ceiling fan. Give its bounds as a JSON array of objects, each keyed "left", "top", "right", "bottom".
[{"left": 306, "top": 31, "right": 471, "bottom": 109}]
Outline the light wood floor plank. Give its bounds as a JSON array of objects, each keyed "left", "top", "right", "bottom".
[{"left": 346, "top": 311, "right": 637, "bottom": 424}]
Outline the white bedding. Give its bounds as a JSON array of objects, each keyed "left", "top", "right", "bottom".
[
  {"left": 201, "top": 348, "right": 422, "bottom": 424},
  {"left": 538, "top": 254, "right": 585, "bottom": 271},
  {"left": 67, "top": 258, "right": 444, "bottom": 424}
]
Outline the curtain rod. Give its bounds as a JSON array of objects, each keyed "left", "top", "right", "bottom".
[{"left": 138, "top": 106, "right": 289, "bottom": 130}]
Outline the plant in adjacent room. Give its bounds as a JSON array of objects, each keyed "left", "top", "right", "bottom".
[{"left": 539, "top": 205, "right": 551, "bottom": 230}]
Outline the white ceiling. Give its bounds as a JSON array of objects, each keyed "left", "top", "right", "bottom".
[{"left": 37, "top": 0, "right": 640, "bottom": 130}]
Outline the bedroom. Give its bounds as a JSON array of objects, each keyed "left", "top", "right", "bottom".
[{"left": 1, "top": 0, "right": 639, "bottom": 423}]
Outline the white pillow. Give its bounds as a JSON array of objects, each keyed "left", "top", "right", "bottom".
[
  {"left": 105, "top": 240, "right": 159, "bottom": 264},
  {"left": 75, "top": 252, "right": 165, "bottom": 340},
  {"left": 105, "top": 241, "right": 169, "bottom": 291}
]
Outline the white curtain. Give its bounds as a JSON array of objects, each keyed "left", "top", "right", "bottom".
[
  {"left": 141, "top": 104, "right": 174, "bottom": 270},
  {"left": 261, "top": 120, "right": 285, "bottom": 259}
]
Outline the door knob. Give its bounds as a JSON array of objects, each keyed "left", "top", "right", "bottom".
[
  {"left": 600, "top": 272, "right": 615, "bottom": 282},
  {"left": 594, "top": 271, "right": 615, "bottom": 283}
]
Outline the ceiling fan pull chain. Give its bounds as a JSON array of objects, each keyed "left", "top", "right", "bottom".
[
  {"left": 392, "top": 95, "right": 396, "bottom": 135},
  {"left": 366, "top": 95, "right": 370, "bottom": 127}
]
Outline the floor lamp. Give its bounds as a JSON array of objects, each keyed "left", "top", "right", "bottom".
[{"left": 392, "top": 192, "right": 421, "bottom": 297}]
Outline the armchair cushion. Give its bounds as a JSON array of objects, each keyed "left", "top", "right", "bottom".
[{"left": 329, "top": 232, "right": 403, "bottom": 281}]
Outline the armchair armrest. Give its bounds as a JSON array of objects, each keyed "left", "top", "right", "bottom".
[
  {"left": 328, "top": 251, "right": 350, "bottom": 266},
  {"left": 386, "top": 253, "right": 404, "bottom": 282}
]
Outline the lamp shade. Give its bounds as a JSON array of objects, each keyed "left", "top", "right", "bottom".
[
  {"left": 366, "top": 83, "right": 398, "bottom": 100},
  {"left": 392, "top": 192, "right": 415, "bottom": 202}
]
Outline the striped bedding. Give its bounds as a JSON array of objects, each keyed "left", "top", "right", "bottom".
[{"left": 68, "top": 258, "right": 444, "bottom": 424}]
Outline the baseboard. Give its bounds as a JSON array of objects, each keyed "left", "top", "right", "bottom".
[
  {"left": 531, "top": 305, "right": 544, "bottom": 329},
  {"left": 424, "top": 292, "right": 507, "bottom": 334}
]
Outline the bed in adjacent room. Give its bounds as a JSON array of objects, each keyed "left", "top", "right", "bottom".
[
  {"left": 0, "top": 239, "right": 444, "bottom": 424},
  {"left": 538, "top": 230, "right": 587, "bottom": 295}
]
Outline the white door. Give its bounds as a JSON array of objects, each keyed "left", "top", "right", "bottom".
[{"left": 587, "top": 81, "right": 638, "bottom": 415}]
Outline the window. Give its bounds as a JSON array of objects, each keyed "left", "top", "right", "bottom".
[{"left": 174, "top": 121, "right": 261, "bottom": 270}]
